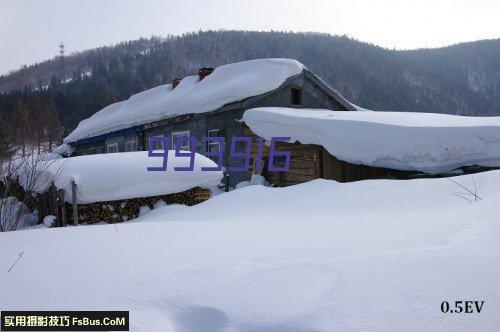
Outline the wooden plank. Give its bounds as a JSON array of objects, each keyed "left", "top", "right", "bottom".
[
  {"left": 283, "top": 168, "right": 317, "bottom": 177},
  {"left": 289, "top": 159, "right": 318, "bottom": 169},
  {"left": 282, "top": 172, "right": 317, "bottom": 183}
]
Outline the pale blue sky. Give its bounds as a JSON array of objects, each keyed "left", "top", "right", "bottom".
[{"left": 0, "top": 0, "right": 499, "bottom": 75}]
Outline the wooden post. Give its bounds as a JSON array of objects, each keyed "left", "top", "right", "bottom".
[
  {"left": 224, "top": 173, "right": 230, "bottom": 192},
  {"left": 55, "top": 188, "right": 62, "bottom": 227},
  {"left": 71, "top": 181, "right": 78, "bottom": 226},
  {"left": 58, "top": 189, "right": 67, "bottom": 227},
  {"left": 48, "top": 184, "right": 58, "bottom": 224}
]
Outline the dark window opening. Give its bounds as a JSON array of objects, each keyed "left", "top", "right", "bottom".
[{"left": 291, "top": 87, "right": 302, "bottom": 105}]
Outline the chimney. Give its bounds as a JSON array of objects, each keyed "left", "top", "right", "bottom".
[
  {"left": 172, "top": 78, "right": 181, "bottom": 89},
  {"left": 198, "top": 67, "right": 214, "bottom": 81}
]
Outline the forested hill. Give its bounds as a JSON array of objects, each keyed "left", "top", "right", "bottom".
[{"left": 1, "top": 31, "right": 499, "bottom": 135}]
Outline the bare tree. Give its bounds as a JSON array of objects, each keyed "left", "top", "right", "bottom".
[
  {"left": 449, "top": 174, "right": 484, "bottom": 203},
  {"left": 1, "top": 103, "right": 66, "bottom": 232}
]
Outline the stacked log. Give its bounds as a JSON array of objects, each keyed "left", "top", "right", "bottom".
[{"left": 64, "top": 187, "right": 212, "bottom": 224}]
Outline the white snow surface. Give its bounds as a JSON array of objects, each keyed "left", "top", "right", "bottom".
[
  {"left": 64, "top": 59, "right": 305, "bottom": 143},
  {"left": 12, "top": 151, "right": 222, "bottom": 204},
  {"left": 243, "top": 107, "right": 500, "bottom": 173},
  {"left": 1, "top": 171, "right": 499, "bottom": 330}
]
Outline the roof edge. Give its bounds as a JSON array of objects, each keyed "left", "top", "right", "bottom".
[{"left": 304, "top": 70, "right": 357, "bottom": 112}]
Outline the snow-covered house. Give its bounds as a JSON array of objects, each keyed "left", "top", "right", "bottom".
[
  {"left": 64, "top": 58, "right": 356, "bottom": 187},
  {"left": 242, "top": 107, "right": 500, "bottom": 185}
]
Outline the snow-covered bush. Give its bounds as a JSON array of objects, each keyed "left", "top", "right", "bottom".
[{"left": 0, "top": 197, "right": 38, "bottom": 231}]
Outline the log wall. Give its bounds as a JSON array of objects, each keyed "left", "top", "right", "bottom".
[
  {"left": 320, "top": 148, "right": 412, "bottom": 182},
  {"left": 243, "top": 126, "right": 321, "bottom": 187},
  {"left": 243, "top": 125, "right": 416, "bottom": 185}
]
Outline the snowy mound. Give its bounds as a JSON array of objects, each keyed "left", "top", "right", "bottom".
[
  {"left": 243, "top": 107, "right": 500, "bottom": 173},
  {"left": 64, "top": 59, "right": 305, "bottom": 143},
  {"left": 12, "top": 151, "right": 222, "bottom": 204},
  {"left": 1, "top": 171, "right": 499, "bottom": 330}
]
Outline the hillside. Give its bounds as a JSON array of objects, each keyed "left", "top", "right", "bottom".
[{"left": 0, "top": 31, "right": 499, "bottom": 134}]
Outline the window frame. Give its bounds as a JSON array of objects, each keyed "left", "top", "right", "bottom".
[
  {"left": 151, "top": 136, "right": 164, "bottom": 151},
  {"left": 107, "top": 143, "right": 119, "bottom": 153},
  {"left": 171, "top": 130, "right": 191, "bottom": 150},
  {"left": 206, "top": 129, "right": 221, "bottom": 153}
]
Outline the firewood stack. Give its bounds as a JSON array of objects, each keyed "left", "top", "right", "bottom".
[{"left": 65, "top": 187, "right": 212, "bottom": 224}]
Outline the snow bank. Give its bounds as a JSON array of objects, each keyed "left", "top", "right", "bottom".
[
  {"left": 53, "top": 143, "right": 75, "bottom": 156},
  {"left": 243, "top": 107, "right": 500, "bottom": 173},
  {"left": 12, "top": 151, "right": 222, "bottom": 204},
  {"left": 64, "top": 59, "right": 305, "bottom": 143},
  {"left": 1, "top": 171, "right": 499, "bottom": 330}
]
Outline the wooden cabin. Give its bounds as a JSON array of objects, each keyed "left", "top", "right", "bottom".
[
  {"left": 65, "top": 59, "right": 357, "bottom": 188},
  {"left": 242, "top": 125, "right": 493, "bottom": 186}
]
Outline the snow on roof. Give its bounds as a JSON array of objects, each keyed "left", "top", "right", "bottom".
[
  {"left": 12, "top": 151, "right": 222, "bottom": 204},
  {"left": 243, "top": 107, "right": 500, "bottom": 174},
  {"left": 64, "top": 58, "right": 305, "bottom": 143},
  {"left": 53, "top": 143, "right": 75, "bottom": 156}
]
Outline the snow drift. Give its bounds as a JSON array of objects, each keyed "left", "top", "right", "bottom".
[
  {"left": 64, "top": 58, "right": 305, "bottom": 143},
  {"left": 243, "top": 107, "right": 500, "bottom": 174},
  {"left": 1, "top": 171, "right": 499, "bottom": 330},
  {"left": 9, "top": 151, "right": 222, "bottom": 204}
]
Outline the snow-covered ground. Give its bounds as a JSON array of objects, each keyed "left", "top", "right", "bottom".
[
  {"left": 1, "top": 171, "right": 499, "bottom": 331},
  {"left": 243, "top": 107, "right": 500, "bottom": 174}
]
